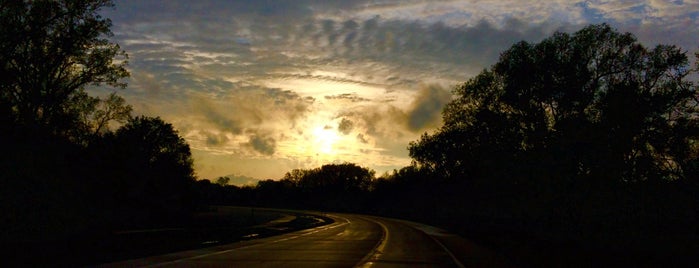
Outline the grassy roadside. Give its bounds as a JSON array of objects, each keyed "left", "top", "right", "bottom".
[
  {"left": 8, "top": 206, "right": 332, "bottom": 267},
  {"left": 366, "top": 207, "right": 698, "bottom": 267},
  {"left": 434, "top": 221, "right": 699, "bottom": 268}
]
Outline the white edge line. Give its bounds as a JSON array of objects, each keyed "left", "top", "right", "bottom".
[
  {"left": 426, "top": 233, "right": 466, "bottom": 268},
  {"left": 144, "top": 217, "right": 348, "bottom": 268},
  {"left": 405, "top": 222, "right": 466, "bottom": 268}
]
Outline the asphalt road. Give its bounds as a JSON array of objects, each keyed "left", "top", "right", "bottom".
[{"left": 100, "top": 213, "right": 509, "bottom": 267}]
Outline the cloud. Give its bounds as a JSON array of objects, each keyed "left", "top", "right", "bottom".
[
  {"left": 218, "top": 173, "right": 260, "bottom": 186},
  {"left": 245, "top": 134, "right": 276, "bottom": 155},
  {"left": 338, "top": 118, "right": 354, "bottom": 134},
  {"left": 188, "top": 86, "right": 312, "bottom": 133},
  {"left": 111, "top": 1, "right": 576, "bottom": 103},
  {"left": 357, "top": 133, "right": 369, "bottom": 143},
  {"left": 109, "top": 0, "right": 698, "bottom": 85},
  {"left": 325, "top": 93, "right": 371, "bottom": 102},
  {"left": 99, "top": 0, "right": 697, "bottom": 180},
  {"left": 406, "top": 84, "right": 452, "bottom": 131},
  {"left": 338, "top": 105, "right": 407, "bottom": 138},
  {"left": 191, "top": 97, "right": 245, "bottom": 134},
  {"left": 204, "top": 131, "right": 229, "bottom": 146},
  {"left": 334, "top": 84, "right": 451, "bottom": 136}
]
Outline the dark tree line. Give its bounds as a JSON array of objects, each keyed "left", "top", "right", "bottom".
[
  {"left": 0, "top": 0, "right": 196, "bottom": 246},
  {"left": 197, "top": 163, "right": 375, "bottom": 212}
]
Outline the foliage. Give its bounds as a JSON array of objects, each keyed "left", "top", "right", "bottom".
[
  {"left": 66, "top": 91, "right": 132, "bottom": 143},
  {"left": 3, "top": 7, "right": 698, "bottom": 264},
  {"left": 410, "top": 24, "right": 698, "bottom": 184},
  {"left": 0, "top": 1, "right": 194, "bottom": 244},
  {"left": 400, "top": 24, "right": 699, "bottom": 262},
  {"left": 198, "top": 163, "right": 376, "bottom": 211},
  {"left": 108, "top": 116, "right": 196, "bottom": 219},
  {"left": 215, "top": 176, "right": 231, "bottom": 186},
  {"left": 284, "top": 163, "right": 375, "bottom": 194},
  {"left": 0, "top": 0, "right": 129, "bottom": 137}
]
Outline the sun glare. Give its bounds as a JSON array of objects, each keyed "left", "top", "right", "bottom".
[{"left": 312, "top": 125, "right": 340, "bottom": 155}]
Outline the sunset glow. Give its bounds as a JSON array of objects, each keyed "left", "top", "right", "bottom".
[
  {"left": 312, "top": 125, "right": 340, "bottom": 155},
  {"left": 96, "top": 0, "right": 699, "bottom": 181}
]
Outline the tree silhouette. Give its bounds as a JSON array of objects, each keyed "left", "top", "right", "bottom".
[
  {"left": 0, "top": 0, "right": 128, "bottom": 135},
  {"left": 111, "top": 116, "right": 196, "bottom": 221},
  {"left": 404, "top": 26, "right": 699, "bottom": 260},
  {"left": 410, "top": 24, "right": 697, "bottom": 184},
  {"left": 273, "top": 163, "right": 375, "bottom": 210},
  {"left": 215, "top": 176, "right": 231, "bottom": 186},
  {"left": 63, "top": 91, "right": 132, "bottom": 144},
  {"left": 0, "top": 0, "right": 134, "bottom": 245},
  {"left": 0, "top": 2, "right": 208, "bottom": 265}
]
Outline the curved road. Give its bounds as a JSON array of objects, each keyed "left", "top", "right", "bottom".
[{"left": 100, "top": 213, "right": 509, "bottom": 267}]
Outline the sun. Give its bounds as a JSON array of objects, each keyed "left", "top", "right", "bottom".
[{"left": 312, "top": 125, "right": 340, "bottom": 155}]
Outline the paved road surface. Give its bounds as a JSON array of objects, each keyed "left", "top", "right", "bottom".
[{"left": 100, "top": 213, "right": 509, "bottom": 267}]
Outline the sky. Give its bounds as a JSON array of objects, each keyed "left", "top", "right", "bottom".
[{"left": 97, "top": 0, "right": 699, "bottom": 182}]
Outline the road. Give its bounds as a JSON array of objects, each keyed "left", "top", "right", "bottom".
[{"left": 100, "top": 213, "right": 509, "bottom": 267}]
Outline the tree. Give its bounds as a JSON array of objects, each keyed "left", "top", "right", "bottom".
[
  {"left": 410, "top": 24, "right": 697, "bottom": 184},
  {"left": 61, "top": 90, "right": 132, "bottom": 143},
  {"left": 295, "top": 163, "right": 374, "bottom": 194},
  {"left": 111, "top": 116, "right": 196, "bottom": 219},
  {"left": 89, "top": 92, "right": 132, "bottom": 135},
  {"left": 215, "top": 176, "right": 231, "bottom": 186},
  {"left": 0, "top": 0, "right": 129, "bottom": 134},
  {"left": 273, "top": 163, "right": 375, "bottom": 210},
  {"left": 0, "top": 0, "right": 136, "bottom": 246}
]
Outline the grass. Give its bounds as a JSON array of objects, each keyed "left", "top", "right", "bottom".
[{"left": 8, "top": 206, "right": 332, "bottom": 267}]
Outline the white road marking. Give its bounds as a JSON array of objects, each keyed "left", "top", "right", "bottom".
[
  {"left": 144, "top": 216, "right": 349, "bottom": 268},
  {"left": 399, "top": 220, "right": 466, "bottom": 268}
]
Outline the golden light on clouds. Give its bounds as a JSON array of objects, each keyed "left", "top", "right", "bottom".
[{"left": 99, "top": 0, "right": 698, "bottom": 181}]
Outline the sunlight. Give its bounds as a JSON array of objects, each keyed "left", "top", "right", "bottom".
[{"left": 312, "top": 125, "right": 340, "bottom": 155}]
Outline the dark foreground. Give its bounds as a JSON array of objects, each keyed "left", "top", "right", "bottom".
[
  {"left": 100, "top": 213, "right": 509, "bottom": 267},
  {"left": 8, "top": 206, "right": 696, "bottom": 267},
  {"left": 7, "top": 207, "right": 330, "bottom": 267}
]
